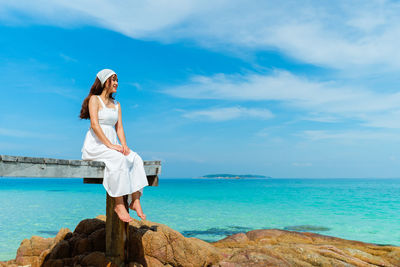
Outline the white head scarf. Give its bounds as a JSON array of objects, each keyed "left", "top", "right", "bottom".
[{"left": 96, "top": 69, "right": 116, "bottom": 86}]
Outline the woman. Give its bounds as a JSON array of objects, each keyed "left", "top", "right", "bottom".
[{"left": 80, "top": 69, "right": 148, "bottom": 222}]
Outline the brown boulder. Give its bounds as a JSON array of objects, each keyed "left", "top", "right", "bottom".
[
  {"left": 219, "top": 233, "right": 249, "bottom": 243},
  {"left": 72, "top": 254, "right": 85, "bottom": 265},
  {"left": 12, "top": 228, "right": 72, "bottom": 267},
  {"left": 9, "top": 216, "right": 400, "bottom": 267},
  {"left": 127, "top": 218, "right": 221, "bottom": 267},
  {"left": 43, "top": 258, "right": 64, "bottom": 267},
  {"left": 74, "top": 218, "right": 105, "bottom": 236},
  {"left": 88, "top": 227, "right": 106, "bottom": 251},
  {"left": 54, "top": 228, "right": 72, "bottom": 243},
  {"left": 0, "top": 260, "right": 17, "bottom": 267},
  {"left": 143, "top": 256, "right": 164, "bottom": 267},
  {"left": 214, "top": 229, "right": 400, "bottom": 267},
  {"left": 72, "top": 237, "right": 92, "bottom": 256},
  {"left": 128, "top": 262, "right": 144, "bottom": 267},
  {"left": 15, "top": 235, "right": 54, "bottom": 266},
  {"left": 81, "top": 251, "right": 110, "bottom": 267},
  {"left": 96, "top": 215, "right": 221, "bottom": 266},
  {"left": 48, "top": 240, "right": 70, "bottom": 259}
]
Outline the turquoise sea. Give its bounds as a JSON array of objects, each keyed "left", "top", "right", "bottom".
[{"left": 1, "top": 178, "right": 400, "bottom": 260}]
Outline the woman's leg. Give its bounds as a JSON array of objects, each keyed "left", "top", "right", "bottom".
[
  {"left": 114, "top": 196, "right": 133, "bottom": 222},
  {"left": 129, "top": 191, "right": 146, "bottom": 220}
]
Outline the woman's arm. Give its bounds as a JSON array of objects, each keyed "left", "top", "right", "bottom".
[
  {"left": 115, "top": 103, "right": 130, "bottom": 155},
  {"left": 89, "top": 96, "right": 122, "bottom": 152}
]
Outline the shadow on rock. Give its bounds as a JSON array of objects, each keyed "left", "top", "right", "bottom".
[{"left": 127, "top": 223, "right": 157, "bottom": 266}]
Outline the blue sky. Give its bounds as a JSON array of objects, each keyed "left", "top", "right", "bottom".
[{"left": 1, "top": 1, "right": 400, "bottom": 178}]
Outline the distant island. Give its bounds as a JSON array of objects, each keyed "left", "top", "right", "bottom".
[{"left": 200, "top": 174, "right": 270, "bottom": 179}]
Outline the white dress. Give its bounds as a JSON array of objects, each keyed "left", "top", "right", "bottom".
[{"left": 81, "top": 95, "right": 148, "bottom": 197}]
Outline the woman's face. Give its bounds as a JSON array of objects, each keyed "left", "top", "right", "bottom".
[{"left": 105, "top": 74, "right": 118, "bottom": 94}]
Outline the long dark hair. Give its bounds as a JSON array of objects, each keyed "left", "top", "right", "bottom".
[{"left": 80, "top": 76, "right": 115, "bottom": 119}]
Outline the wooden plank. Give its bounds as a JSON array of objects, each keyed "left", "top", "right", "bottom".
[
  {"left": 106, "top": 194, "right": 129, "bottom": 267},
  {"left": 0, "top": 161, "right": 161, "bottom": 179},
  {"left": 83, "top": 178, "right": 103, "bottom": 184},
  {"left": 0, "top": 161, "right": 105, "bottom": 178},
  {"left": 0, "top": 155, "right": 160, "bottom": 166},
  {"left": 0, "top": 155, "right": 161, "bottom": 180}
]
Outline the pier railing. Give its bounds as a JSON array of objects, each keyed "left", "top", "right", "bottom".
[{"left": 0, "top": 154, "right": 161, "bottom": 266}]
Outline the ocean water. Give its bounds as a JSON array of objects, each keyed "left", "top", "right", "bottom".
[{"left": 1, "top": 178, "right": 400, "bottom": 260}]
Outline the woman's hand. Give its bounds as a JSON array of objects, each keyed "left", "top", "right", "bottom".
[
  {"left": 109, "top": 144, "right": 123, "bottom": 153},
  {"left": 122, "top": 144, "right": 131, "bottom": 156}
]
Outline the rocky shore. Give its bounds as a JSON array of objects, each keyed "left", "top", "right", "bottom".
[{"left": 1, "top": 216, "right": 399, "bottom": 267}]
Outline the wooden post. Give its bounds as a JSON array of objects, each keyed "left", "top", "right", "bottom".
[{"left": 106, "top": 194, "right": 129, "bottom": 266}]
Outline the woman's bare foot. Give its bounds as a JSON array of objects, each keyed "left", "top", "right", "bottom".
[
  {"left": 114, "top": 203, "right": 133, "bottom": 222},
  {"left": 129, "top": 197, "right": 146, "bottom": 220}
]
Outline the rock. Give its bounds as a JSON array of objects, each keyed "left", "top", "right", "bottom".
[
  {"left": 88, "top": 227, "right": 106, "bottom": 251},
  {"left": 54, "top": 228, "right": 71, "bottom": 243},
  {"left": 15, "top": 228, "right": 70, "bottom": 267},
  {"left": 48, "top": 240, "right": 70, "bottom": 259},
  {"left": 73, "top": 218, "right": 105, "bottom": 236},
  {"left": 81, "top": 251, "right": 110, "bottom": 267},
  {"left": 37, "top": 229, "right": 71, "bottom": 266},
  {"left": 126, "top": 218, "right": 221, "bottom": 267},
  {"left": 73, "top": 237, "right": 92, "bottom": 256},
  {"left": 0, "top": 260, "right": 17, "bottom": 267},
  {"left": 67, "top": 233, "right": 84, "bottom": 255},
  {"left": 128, "top": 262, "right": 144, "bottom": 267},
  {"left": 8, "top": 216, "right": 400, "bottom": 267},
  {"left": 15, "top": 235, "right": 54, "bottom": 267},
  {"left": 95, "top": 215, "right": 222, "bottom": 266},
  {"left": 216, "top": 262, "right": 238, "bottom": 267},
  {"left": 246, "top": 229, "right": 299, "bottom": 243},
  {"left": 218, "top": 233, "right": 249, "bottom": 243},
  {"left": 72, "top": 254, "right": 85, "bottom": 265},
  {"left": 144, "top": 256, "right": 164, "bottom": 267},
  {"left": 9, "top": 228, "right": 72, "bottom": 267},
  {"left": 214, "top": 229, "right": 400, "bottom": 267},
  {"left": 62, "top": 257, "right": 74, "bottom": 266},
  {"left": 43, "top": 259, "right": 64, "bottom": 267}
]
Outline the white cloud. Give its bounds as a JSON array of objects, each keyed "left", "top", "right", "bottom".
[
  {"left": 60, "top": 53, "right": 77, "bottom": 62},
  {"left": 0, "top": 0, "right": 202, "bottom": 35},
  {"left": 127, "top": 82, "right": 142, "bottom": 90},
  {"left": 300, "top": 130, "right": 400, "bottom": 141},
  {"left": 165, "top": 70, "right": 400, "bottom": 128},
  {"left": 301, "top": 114, "right": 341, "bottom": 123},
  {"left": 182, "top": 106, "right": 273, "bottom": 121},
  {"left": 360, "top": 110, "right": 400, "bottom": 129},
  {"left": 2, "top": 0, "right": 400, "bottom": 70}
]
